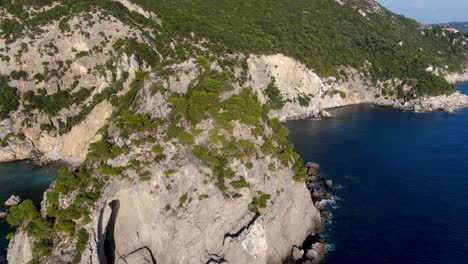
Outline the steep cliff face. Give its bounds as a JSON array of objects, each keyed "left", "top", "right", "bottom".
[
  {"left": 7, "top": 63, "right": 324, "bottom": 263},
  {"left": 6, "top": 231, "right": 34, "bottom": 264},
  {"left": 83, "top": 169, "right": 319, "bottom": 263},
  {"left": 246, "top": 54, "right": 399, "bottom": 120},
  {"left": 0, "top": 100, "right": 113, "bottom": 163},
  {"left": 0, "top": 8, "right": 147, "bottom": 164}
]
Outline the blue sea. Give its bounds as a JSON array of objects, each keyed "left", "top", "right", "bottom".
[
  {"left": 0, "top": 161, "right": 58, "bottom": 263},
  {"left": 287, "top": 82, "right": 468, "bottom": 264}
]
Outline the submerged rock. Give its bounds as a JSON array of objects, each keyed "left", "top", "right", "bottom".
[
  {"left": 306, "top": 162, "right": 320, "bottom": 176},
  {"left": 0, "top": 210, "right": 7, "bottom": 219},
  {"left": 312, "top": 190, "right": 327, "bottom": 201},
  {"left": 321, "top": 110, "right": 332, "bottom": 118}
]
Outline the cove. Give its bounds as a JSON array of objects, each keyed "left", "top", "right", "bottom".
[
  {"left": 286, "top": 82, "right": 468, "bottom": 263},
  {"left": 0, "top": 161, "right": 59, "bottom": 263}
]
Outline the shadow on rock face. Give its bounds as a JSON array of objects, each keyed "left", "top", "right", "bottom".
[{"left": 104, "top": 200, "right": 120, "bottom": 264}]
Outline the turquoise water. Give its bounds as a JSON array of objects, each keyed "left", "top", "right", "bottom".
[
  {"left": 0, "top": 161, "right": 58, "bottom": 263},
  {"left": 287, "top": 82, "right": 468, "bottom": 263}
]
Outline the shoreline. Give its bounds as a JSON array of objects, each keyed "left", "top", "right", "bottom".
[
  {"left": 286, "top": 81, "right": 468, "bottom": 121},
  {"left": 446, "top": 69, "right": 468, "bottom": 84},
  {"left": 286, "top": 162, "right": 335, "bottom": 263}
]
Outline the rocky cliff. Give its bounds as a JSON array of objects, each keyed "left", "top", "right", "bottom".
[{"left": 1, "top": 0, "right": 468, "bottom": 263}]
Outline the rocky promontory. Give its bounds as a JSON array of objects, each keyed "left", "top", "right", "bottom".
[
  {"left": 1, "top": 0, "right": 467, "bottom": 263},
  {"left": 392, "top": 93, "right": 468, "bottom": 113}
]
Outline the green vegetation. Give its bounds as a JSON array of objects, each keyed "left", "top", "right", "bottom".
[
  {"left": 98, "top": 163, "right": 123, "bottom": 176},
  {"left": 151, "top": 144, "right": 164, "bottom": 154},
  {"left": 0, "top": 18, "right": 23, "bottom": 41},
  {"left": 113, "top": 71, "right": 147, "bottom": 116},
  {"left": 230, "top": 178, "right": 249, "bottom": 189},
  {"left": 74, "top": 51, "right": 89, "bottom": 59},
  {"left": 198, "top": 194, "right": 209, "bottom": 200},
  {"left": 411, "top": 73, "right": 458, "bottom": 97},
  {"left": 87, "top": 138, "right": 122, "bottom": 161},
  {"left": 297, "top": 95, "right": 311, "bottom": 107},
  {"left": 264, "top": 80, "right": 285, "bottom": 110},
  {"left": 248, "top": 193, "right": 271, "bottom": 213},
  {"left": 169, "top": 73, "right": 223, "bottom": 125},
  {"left": 0, "top": 76, "right": 20, "bottom": 119},
  {"left": 72, "top": 229, "right": 89, "bottom": 264},
  {"left": 145, "top": 0, "right": 465, "bottom": 95},
  {"left": 60, "top": 73, "right": 128, "bottom": 135},
  {"left": 11, "top": 165, "right": 103, "bottom": 261},
  {"left": 114, "top": 110, "right": 157, "bottom": 138},
  {"left": 23, "top": 87, "right": 93, "bottom": 116},
  {"left": 322, "top": 89, "right": 346, "bottom": 100},
  {"left": 7, "top": 200, "right": 42, "bottom": 227},
  {"left": 178, "top": 193, "right": 189, "bottom": 207},
  {"left": 10, "top": 70, "right": 28, "bottom": 80},
  {"left": 151, "top": 144, "right": 166, "bottom": 162},
  {"left": 221, "top": 88, "right": 263, "bottom": 126},
  {"left": 113, "top": 38, "right": 159, "bottom": 67}
]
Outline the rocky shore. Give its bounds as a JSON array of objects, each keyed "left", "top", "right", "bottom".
[
  {"left": 377, "top": 92, "right": 468, "bottom": 113},
  {"left": 445, "top": 68, "right": 468, "bottom": 84},
  {"left": 286, "top": 162, "right": 334, "bottom": 264}
]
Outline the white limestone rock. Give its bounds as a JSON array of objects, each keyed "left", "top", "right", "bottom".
[
  {"left": 5, "top": 195, "right": 21, "bottom": 207},
  {"left": 7, "top": 231, "right": 34, "bottom": 264}
]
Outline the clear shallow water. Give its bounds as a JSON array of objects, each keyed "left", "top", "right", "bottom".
[
  {"left": 0, "top": 161, "right": 58, "bottom": 263},
  {"left": 287, "top": 82, "right": 468, "bottom": 264}
]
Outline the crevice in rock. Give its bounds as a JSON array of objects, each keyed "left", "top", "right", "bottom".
[
  {"left": 104, "top": 200, "right": 120, "bottom": 264},
  {"left": 301, "top": 234, "right": 321, "bottom": 251},
  {"left": 118, "top": 246, "right": 157, "bottom": 264},
  {"left": 222, "top": 212, "right": 260, "bottom": 245},
  {"left": 206, "top": 253, "right": 226, "bottom": 264}
]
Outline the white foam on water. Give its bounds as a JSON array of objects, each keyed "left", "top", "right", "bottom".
[
  {"left": 319, "top": 195, "right": 341, "bottom": 209},
  {"left": 326, "top": 243, "right": 336, "bottom": 252}
]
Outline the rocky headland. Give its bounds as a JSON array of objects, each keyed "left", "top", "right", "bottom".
[{"left": 0, "top": 0, "right": 467, "bottom": 263}]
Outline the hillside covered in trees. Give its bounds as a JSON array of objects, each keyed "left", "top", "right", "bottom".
[{"left": 1, "top": 0, "right": 468, "bottom": 263}]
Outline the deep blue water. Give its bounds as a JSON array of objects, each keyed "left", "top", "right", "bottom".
[
  {"left": 287, "top": 82, "right": 468, "bottom": 264},
  {"left": 0, "top": 161, "right": 58, "bottom": 263}
]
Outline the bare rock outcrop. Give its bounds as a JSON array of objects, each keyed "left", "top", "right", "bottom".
[
  {"left": 4, "top": 195, "right": 21, "bottom": 207},
  {"left": 0, "top": 9, "right": 146, "bottom": 164},
  {"left": 445, "top": 67, "right": 468, "bottom": 83},
  {"left": 7, "top": 231, "right": 34, "bottom": 264},
  {"left": 389, "top": 92, "right": 468, "bottom": 113},
  {"left": 81, "top": 162, "right": 321, "bottom": 264}
]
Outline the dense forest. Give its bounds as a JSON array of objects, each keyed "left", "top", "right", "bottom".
[
  {"left": 1, "top": 0, "right": 467, "bottom": 97},
  {"left": 134, "top": 0, "right": 467, "bottom": 95}
]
